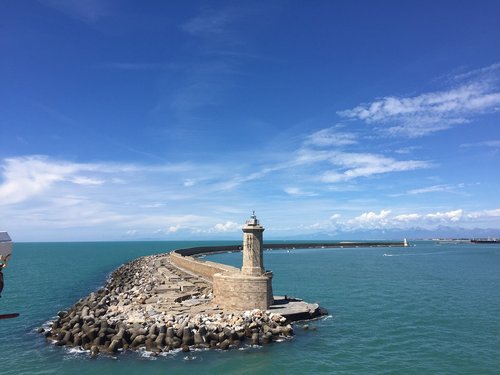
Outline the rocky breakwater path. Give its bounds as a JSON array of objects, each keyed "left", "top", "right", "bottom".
[{"left": 39, "top": 253, "right": 293, "bottom": 357}]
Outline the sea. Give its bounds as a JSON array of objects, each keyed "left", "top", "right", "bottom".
[{"left": 0, "top": 240, "right": 499, "bottom": 375}]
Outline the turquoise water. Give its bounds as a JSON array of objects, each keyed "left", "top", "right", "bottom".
[{"left": 1, "top": 241, "right": 499, "bottom": 374}]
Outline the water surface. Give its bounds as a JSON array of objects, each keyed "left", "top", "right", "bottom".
[{"left": 1, "top": 241, "right": 499, "bottom": 374}]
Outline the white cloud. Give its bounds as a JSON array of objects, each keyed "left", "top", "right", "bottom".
[
  {"left": 0, "top": 156, "right": 99, "bottom": 205},
  {"left": 460, "top": 140, "right": 500, "bottom": 148},
  {"left": 425, "top": 209, "right": 463, "bottom": 222},
  {"left": 1, "top": 152, "right": 498, "bottom": 240},
  {"left": 284, "top": 187, "right": 317, "bottom": 197},
  {"left": 314, "top": 151, "right": 431, "bottom": 183},
  {"left": 167, "top": 225, "right": 181, "bottom": 233},
  {"left": 351, "top": 210, "right": 391, "bottom": 224},
  {"left": 394, "top": 213, "right": 421, "bottom": 222},
  {"left": 467, "top": 208, "right": 500, "bottom": 219},
  {"left": 140, "top": 203, "right": 165, "bottom": 209},
  {"left": 305, "top": 127, "right": 357, "bottom": 147},
  {"left": 406, "top": 184, "right": 464, "bottom": 195},
  {"left": 0, "top": 156, "right": 198, "bottom": 206},
  {"left": 338, "top": 63, "right": 500, "bottom": 137},
  {"left": 330, "top": 208, "right": 486, "bottom": 231},
  {"left": 212, "top": 221, "right": 240, "bottom": 232},
  {"left": 70, "top": 176, "right": 105, "bottom": 185}
]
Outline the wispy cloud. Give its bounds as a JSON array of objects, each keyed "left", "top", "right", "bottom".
[
  {"left": 322, "top": 153, "right": 430, "bottom": 183},
  {"left": 95, "top": 62, "right": 176, "bottom": 71},
  {"left": 460, "top": 140, "right": 500, "bottom": 148},
  {"left": 284, "top": 187, "right": 317, "bottom": 197},
  {"left": 405, "top": 183, "right": 464, "bottom": 195},
  {"left": 305, "top": 127, "right": 358, "bottom": 147},
  {"left": 182, "top": 7, "right": 238, "bottom": 36},
  {"left": 0, "top": 156, "right": 194, "bottom": 206},
  {"left": 38, "top": 0, "right": 111, "bottom": 23},
  {"left": 0, "top": 156, "right": 100, "bottom": 205},
  {"left": 338, "top": 62, "right": 500, "bottom": 137}
]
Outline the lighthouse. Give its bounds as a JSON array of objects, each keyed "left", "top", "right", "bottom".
[{"left": 241, "top": 211, "right": 265, "bottom": 276}]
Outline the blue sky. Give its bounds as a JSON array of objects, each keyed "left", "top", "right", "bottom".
[{"left": 1, "top": 1, "right": 500, "bottom": 241}]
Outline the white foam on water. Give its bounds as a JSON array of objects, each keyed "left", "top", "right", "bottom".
[
  {"left": 158, "top": 348, "right": 182, "bottom": 357},
  {"left": 65, "top": 347, "right": 88, "bottom": 355}
]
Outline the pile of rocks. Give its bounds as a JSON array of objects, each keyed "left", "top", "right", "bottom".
[
  {"left": 40, "top": 306, "right": 293, "bottom": 356},
  {"left": 39, "top": 254, "right": 293, "bottom": 356}
]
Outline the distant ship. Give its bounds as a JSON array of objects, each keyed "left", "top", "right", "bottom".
[
  {"left": 433, "top": 238, "right": 471, "bottom": 244},
  {"left": 471, "top": 238, "right": 500, "bottom": 244}
]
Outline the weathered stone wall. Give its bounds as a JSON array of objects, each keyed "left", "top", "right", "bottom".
[
  {"left": 213, "top": 272, "right": 273, "bottom": 311},
  {"left": 242, "top": 230, "right": 264, "bottom": 276},
  {"left": 169, "top": 252, "right": 238, "bottom": 281},
  {"left": 170, "top": 249, "right": 273, "bottom": 311}
]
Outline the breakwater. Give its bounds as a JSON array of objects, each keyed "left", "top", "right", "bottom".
[
  {"left": 40, "top": 241, "right": 400, "bottom": 356},
  {"left": 39, "top": 252, "right": 294, "bottom": 357},
  {"left": 172, "top": 241, "right": 407, "bottom": 257}
]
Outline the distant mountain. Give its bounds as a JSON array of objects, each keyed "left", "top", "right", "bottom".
[
  {"left": 124, "top": 226, "right": 500, "bottom": 242},
  {"left": 268, "top": 226, "right": 500, "bottom": 241}
]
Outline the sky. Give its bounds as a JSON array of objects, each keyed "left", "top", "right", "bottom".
[{"left": 1, "top": 1, "right": 500, "bottom": 241}]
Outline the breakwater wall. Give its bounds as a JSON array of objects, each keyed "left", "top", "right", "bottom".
[
  {"left": 170, "top": 241, "right": 405, "bottom": 311},
  {"left": 172, "top": 241, "right": 406, "bottom": 258}
]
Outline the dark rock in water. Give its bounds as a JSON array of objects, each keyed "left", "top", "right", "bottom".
[
  {"left": 166, "top": 327, "right": 175, "bottom": 339},
  {"left": 193, "top": 332, "right": 204, "bottom": 345},
  {"left": 63, "top": 331, "right": 73, "bottom": 345},
  {"left": 130, "top": 335, "right": 146, "bottom": 348},
  {"left": 198, "top": 326, "right": 207, "bottom": 337},
  {"left": 90, "top": 345, "right": 99, "bottom": 358},
  {"left": 145, "top": 338, "right": 157, "bottom": 352},
  {"left": 73, "top": 334, "right": 82, "bottom": 347},
  {"left": 251, "top": 332, "right": 260, "bottom": 345},
  {"left": 108, "top": 339, "right": 121, "bottom": 354},
  {"left": 155, "top": 333, "right": 166, "bottom": 348},
  {"left": 220, "top": 339, "right": 230, "bottom": 350},
  {"left": 318, "top": 307, "right": 329, "bottom": 316},
  {"left": 206, "top": 332, "right": 219, "bottom": 343},
  {"left": 262, "top": 331, "right": 273, "bottom": 344},
  {"left": 171, "top": 337, "right": 181, "bottom": 349},
  {"left": 182, "top": 327, "right": 193, "bottom": 346}
]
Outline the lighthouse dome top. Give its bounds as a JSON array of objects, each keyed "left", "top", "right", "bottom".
[
  {"left": 245, "top": 211, "right": 259, "bottom": 225},
  {"left": 243, "top": 211, "right": 264, "bottom": 230}
]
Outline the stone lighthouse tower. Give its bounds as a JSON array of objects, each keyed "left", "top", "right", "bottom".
[
  {"left": 241, "top": 211, "right": 265, "bottom": 276},
  {"left": 212, "top": 212, "right": 273, "bottom": 310}
]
